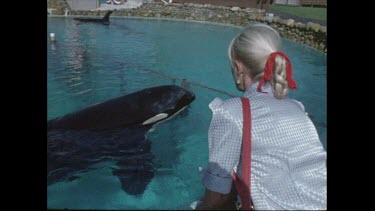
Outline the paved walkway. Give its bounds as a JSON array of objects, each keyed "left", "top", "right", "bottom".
[{"left": 95, "top": 0, "right": 152, "bottom": 10}]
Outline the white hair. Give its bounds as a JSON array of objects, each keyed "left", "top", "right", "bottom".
[{"left": 228, "top": 23, "right": 289, "bottom": 99}]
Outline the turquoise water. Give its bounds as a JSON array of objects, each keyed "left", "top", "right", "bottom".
[{"left": 47, "top": 17, "right": 326, "bottom": 209}]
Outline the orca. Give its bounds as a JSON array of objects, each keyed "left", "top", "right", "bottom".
[
  {"left": 73, "top": 10, "right": 113, "bottom": 25},
  {"left": 47, "top": 85, "right": 195, "bottom": 195}
]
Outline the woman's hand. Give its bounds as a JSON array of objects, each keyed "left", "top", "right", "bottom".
[{"left": 195, "top": 189, "right": 238, "bottom": 210}]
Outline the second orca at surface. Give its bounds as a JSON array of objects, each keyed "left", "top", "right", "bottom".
[
  {"left": 47, "top": 85, "right": 195, "bottom": 195},
  {"left": 73, "top": 10, "right": 113, "bottom": 25}
]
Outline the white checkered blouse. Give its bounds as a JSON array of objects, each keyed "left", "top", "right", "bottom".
[{"left": 200, "top": 82, "right": 327, "bottom": 210}]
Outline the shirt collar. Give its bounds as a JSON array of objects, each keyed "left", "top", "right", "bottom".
[{"left": 244, "top": 82, "right": 272, "bottom": 97}]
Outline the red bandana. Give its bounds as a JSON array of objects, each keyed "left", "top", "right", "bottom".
[{"left": 257, "top": 51, "right": 297, "bottom": 92}]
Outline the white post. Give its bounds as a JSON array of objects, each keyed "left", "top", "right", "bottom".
[{"left": 50, "top": 33, "right": 55, "bottom": 42}]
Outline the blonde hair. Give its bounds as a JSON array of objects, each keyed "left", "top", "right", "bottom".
[{"left": 228, "top": 23, "right": 289, "bottom": 99}]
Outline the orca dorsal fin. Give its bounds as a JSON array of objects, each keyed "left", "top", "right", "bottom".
[{"left": 102, "top": 10, "right": 113, "bottom": 23}]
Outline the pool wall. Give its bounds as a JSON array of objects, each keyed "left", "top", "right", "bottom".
[{"left": 47, "top": 1, "right": 326, "bottom": 53}]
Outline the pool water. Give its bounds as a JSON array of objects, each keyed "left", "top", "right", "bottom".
[{"left": 47, "top": 17, "right": 326, "bottom": 209}]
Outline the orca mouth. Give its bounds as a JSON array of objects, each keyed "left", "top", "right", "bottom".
[
  {"left": 186, "top": 91, "right": 196, "bottom": 102},
  {"left": 141, "top": 90, "right": 195, "bottom": 126},
  {"left": 143, "top": 105, "right": 189, "bottom": 127},
  {"left": 163, "top": 90, "right": 195, "bottom": 121},
  {"left": 142, "top": 113, "right": 169, "bottom": 125},
  {"left": 176, "top": 90, "right": 195, "bottom": 111}
]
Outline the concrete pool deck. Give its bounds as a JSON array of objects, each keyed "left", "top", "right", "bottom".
[{"left": 95, "top": 0, "right": 150, "bottom": 10}]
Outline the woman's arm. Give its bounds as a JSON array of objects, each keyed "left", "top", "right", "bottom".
[{"left": 197, "top": 98, "right": 243, "bottom": 210}]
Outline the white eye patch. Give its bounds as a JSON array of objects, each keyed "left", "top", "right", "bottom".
[{"left": 142, "top": 113, "right": 169, "bottom": 125}]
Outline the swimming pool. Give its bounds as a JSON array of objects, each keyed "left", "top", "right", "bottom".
[{"left": 47, "top": 16, "right": 326, "bottom": 209}]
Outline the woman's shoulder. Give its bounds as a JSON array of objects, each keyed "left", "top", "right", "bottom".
[{"left": 209, "top": 97, "right": 243, "bottom": 116}]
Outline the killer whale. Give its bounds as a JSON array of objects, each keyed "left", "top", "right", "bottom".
[
  {"left": 73, "top": 10, "right": 113, "bottom": 25},
  {"left": 47, "top": 85, "right": 195, "bottom": 195}
]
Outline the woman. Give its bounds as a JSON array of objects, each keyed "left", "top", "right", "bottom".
[{"left": 196, "top": 24, "right": 327, "bottom": 210}]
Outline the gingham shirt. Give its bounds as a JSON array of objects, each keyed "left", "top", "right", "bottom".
[{"left": 201, "top": 82, "right": 327, "bottom": 210}]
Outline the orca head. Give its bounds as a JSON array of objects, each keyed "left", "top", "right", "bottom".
[
  {"left": 47, "top": 85, "right": 196, "bottom": 130},
  {"left": 142, "top": 85, "right": 195, "bottom": 126}
]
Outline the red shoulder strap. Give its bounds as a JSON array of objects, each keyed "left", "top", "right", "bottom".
[{"left": 232, "top": 97, "right": 252, "bottom": 210}]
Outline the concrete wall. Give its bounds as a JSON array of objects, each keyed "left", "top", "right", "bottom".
[
  {"left": 66, "top": 0, "right": 99, "bottom": 10},
  {"left": 173, "top": 0, "right": 273, "bottom": 9},
  {"left": 300, "top": 0, "right": 326, "bottom": 7},
  {"left": 48, "top": 0, "right": 71, "bottom": 14},
  {"left": 274, "top": 0, "right": 300, "bottom": 6}
]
